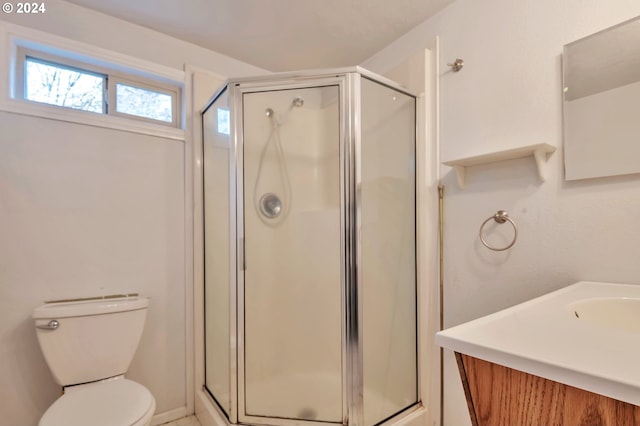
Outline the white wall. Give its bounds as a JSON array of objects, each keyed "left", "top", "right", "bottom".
[
  {"left": 0, "top": 112, "right": 186, "bottom": 425},
  {"left": 0, "top": 2, "right": 264, "bottom": 425},
  {"left": 364, "top": 1, "right": 640, "bottom": 425}
]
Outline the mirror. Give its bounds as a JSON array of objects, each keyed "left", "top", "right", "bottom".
[{"left": 563, "top": 16, "right": 640, "bottom": 181}]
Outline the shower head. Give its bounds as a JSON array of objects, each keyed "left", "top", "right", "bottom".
[
  {"left": 265, "top": 108, "right": 274, "bottom": 118},
  {"left": 292, "top": 97, "right": 304, "bottom": 108}
]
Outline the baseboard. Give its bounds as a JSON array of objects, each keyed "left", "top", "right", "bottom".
[{"left": 151, "top": 406, "right": 189, "bottom": 425}]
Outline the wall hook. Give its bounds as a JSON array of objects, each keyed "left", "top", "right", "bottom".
[{"left": 447, "top": 58, "right": 464, "bottom": 72}]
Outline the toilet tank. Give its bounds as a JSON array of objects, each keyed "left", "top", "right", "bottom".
[{"left": 32, "top": 296, "right": 149, "bottom": 387}]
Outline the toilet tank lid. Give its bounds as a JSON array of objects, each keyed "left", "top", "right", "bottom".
[{"left": 33, "top": 296, "right": 149, "bottom": 319}]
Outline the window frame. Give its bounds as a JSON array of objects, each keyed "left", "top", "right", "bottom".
[{"left": 15, "top": 46, "right": 182, "bottom": 128}]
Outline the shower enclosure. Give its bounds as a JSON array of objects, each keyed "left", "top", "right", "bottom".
[{"left": 201, "top": 67, "right": 418, "bottom": 426}]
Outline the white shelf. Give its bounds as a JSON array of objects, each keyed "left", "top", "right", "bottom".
[{"left": 442, "top": 143, "right": 556, "bottom": 189}]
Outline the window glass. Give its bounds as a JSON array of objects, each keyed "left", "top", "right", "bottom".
[
  {"left": 25, "top": 57, "right": 104, "bottom": 113},
  {"left": 115, "top": 83, "right": 173, "bottom": 123},
  {"left": 217, "top": 108, "right": 230, "bottom": 135}
]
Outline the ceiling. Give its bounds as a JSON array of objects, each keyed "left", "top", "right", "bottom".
[{"left": 64, "top": 0, "right": 456, "bottom": 72}]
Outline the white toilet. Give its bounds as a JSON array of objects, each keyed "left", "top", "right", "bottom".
[{"left": 32, "top": 295, "right": 156, "bottom": 426}]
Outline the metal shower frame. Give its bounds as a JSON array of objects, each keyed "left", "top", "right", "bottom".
[{"left": 202, "top": 66, "right": 420, "bottom": 426}]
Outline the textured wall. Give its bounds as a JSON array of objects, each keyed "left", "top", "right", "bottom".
[{"left": 364, "top": 1, "right": 640, "bottom": 424}]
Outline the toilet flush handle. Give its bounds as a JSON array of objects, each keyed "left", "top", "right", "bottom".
[{"left": 36, "top": 320, "right": 59, "bottom": 330}]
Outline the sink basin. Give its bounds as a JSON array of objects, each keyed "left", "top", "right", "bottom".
[
  {"left": 570, "top": 297, "right": 640, "bottom": 333},
  {"left": 435, "top": 281, "right": 640, "bottom": 407}
]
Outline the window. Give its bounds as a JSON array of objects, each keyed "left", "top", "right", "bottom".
[
  {"left": 16, "top": 47, "right": 181, "bottom": 127},
  {"left": 25, "top": 57, "right": 105, "bottom": 113}
]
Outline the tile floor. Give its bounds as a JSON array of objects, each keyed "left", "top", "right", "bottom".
[{"left": 160, "top": 415, "right": 202, "bottom": 426}]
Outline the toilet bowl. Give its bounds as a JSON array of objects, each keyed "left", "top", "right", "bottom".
[
  {"left": 39, "top": 378, "right": 155, "bottom": 426},
  {"left": 33, "top": 295, "right": 155, "bottom": 426}
]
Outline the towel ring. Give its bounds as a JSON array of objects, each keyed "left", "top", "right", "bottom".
[{"left": 479, "top": 210, "right": 518, "bottom": 251}]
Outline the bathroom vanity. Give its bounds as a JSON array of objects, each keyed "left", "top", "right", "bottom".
[{"left": 436, "top": 281, "right": 640, "bottom": 426}]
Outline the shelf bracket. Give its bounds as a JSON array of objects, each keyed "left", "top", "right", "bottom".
[
  {"left": 533, "top": 147, "right": 549, "bottom": 181},
  {"left": 453, "top": 165, "right": 466, "bottom": 189}
]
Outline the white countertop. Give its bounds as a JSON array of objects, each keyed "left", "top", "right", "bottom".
[{"left": 435, "top": 281, "right": 640, "bottom": 406}]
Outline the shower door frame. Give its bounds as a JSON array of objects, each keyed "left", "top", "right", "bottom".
[
  {"left": 231, "top": 74, "right": 354, "bottom": 426},
  {"left": 202, "top": 68, "right": 421, "bottom": 426}
]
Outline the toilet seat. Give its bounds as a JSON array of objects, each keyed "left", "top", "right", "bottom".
[{"left": 40, "top": 378, "right": 155, "bottom": 426}]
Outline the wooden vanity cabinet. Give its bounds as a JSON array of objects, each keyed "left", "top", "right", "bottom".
[{"left": 455, "top": 353, "right": 640, "bottom": 426}]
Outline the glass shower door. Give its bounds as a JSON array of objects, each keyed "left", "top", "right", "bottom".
[
  {"left": 202, "top": 88, "right": 233, "bottom": 417},
  {"left": 240, "top": 85, "right": 343, "bottom": 423},
  {"left": 360, "top": 77, "right": 417, "bottom": 426}
]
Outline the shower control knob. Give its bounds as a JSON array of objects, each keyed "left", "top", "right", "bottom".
[{"left": 259, "top": 193, "right": 283, "bottom": 218}]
